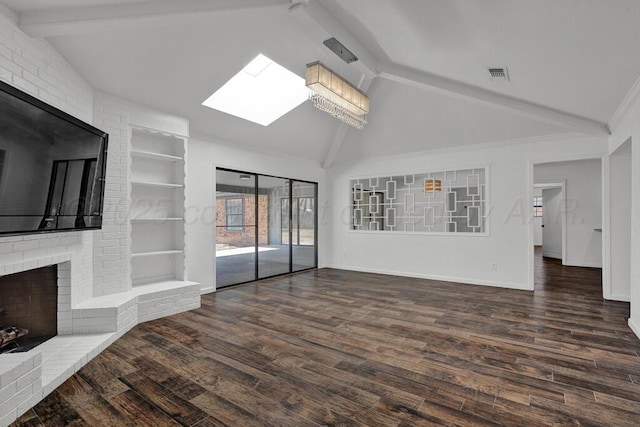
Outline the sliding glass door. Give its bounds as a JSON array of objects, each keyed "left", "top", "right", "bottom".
[
  {"left": 215, "top": 168, "right": 317, "bottom": 288},
  {"left": 258, "top": 175, "right": 290, "bottom": 279},
  {"left": 214, "top": 170, "right": 257, "bottom": 288},
  {"left": 292, "top": 181, "right": 317, "bottom": 272}
]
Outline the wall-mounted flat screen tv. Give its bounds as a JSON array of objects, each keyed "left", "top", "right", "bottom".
[{"left": 0, "top": 80, "right": 108, "bottom": 236}]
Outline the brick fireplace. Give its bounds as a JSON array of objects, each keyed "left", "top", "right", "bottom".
[
  {"left": 0, "top": 247, "right": 200, "bottom": 425},
  {"left": 0, "top": 266, "right": 58, "bottom": 354}
]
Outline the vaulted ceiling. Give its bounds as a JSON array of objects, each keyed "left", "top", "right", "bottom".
[{"left": 3, "top": 0, "right": 639, "bottom": 166}]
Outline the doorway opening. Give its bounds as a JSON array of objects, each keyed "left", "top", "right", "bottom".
[
  {"left": 215, "top": 168, "right": 318, "bottom": 288},
  {"left": 531, "top": 159, "right": 603, "bottom": 294},
  {"left": 537, "top": 183, "right": 565, "bottom": 262},
  {"left": 532, "top": 181, "right": 565, "bottom": 292}
]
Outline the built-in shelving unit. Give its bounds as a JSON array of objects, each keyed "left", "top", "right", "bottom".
[{"left": 130, "top": 127, "right": 187, "bottom": 287}]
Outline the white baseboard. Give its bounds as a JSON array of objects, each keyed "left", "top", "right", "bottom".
[
  {"left": 628, "top": 317, "right": 640, "bottom": 340},
  {"left": 607, "top": 293, "right": 631, "bottom": 302},
  {"left": 324, "top": 264, "right": 532, "bottom": 291},
  {"left": 200, "top": 285, "right": 215, "bottom": 295},
  {"left": 542, "top": 250, "right": 561, "bottom": 259},
  {"left": 563, "top": 261, "right": 603, "bottom": 269}
]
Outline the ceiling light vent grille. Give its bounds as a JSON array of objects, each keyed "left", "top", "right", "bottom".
[{"left": 488, "top": 67, "right": 509, "bottom": 81}]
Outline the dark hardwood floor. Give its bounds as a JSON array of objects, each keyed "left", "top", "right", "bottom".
[{"left": 14, "top": 250, "right": 640, "bottom": 426}]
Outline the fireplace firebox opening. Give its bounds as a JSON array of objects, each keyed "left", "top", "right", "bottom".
[{"left": 0, "top": 265, "right": 58, "bottom": 354}]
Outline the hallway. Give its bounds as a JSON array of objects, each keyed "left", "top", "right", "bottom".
[{"left": 534, "top": 245, "right": 603, "bottom": 296}]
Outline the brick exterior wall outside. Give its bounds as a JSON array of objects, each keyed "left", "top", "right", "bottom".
[{"left": 216, "top": 195, "right": 268, "bottom": 246}]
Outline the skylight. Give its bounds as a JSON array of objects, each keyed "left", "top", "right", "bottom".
[{"left": 202, "top": 54, "right": 308, "bottom": 126}]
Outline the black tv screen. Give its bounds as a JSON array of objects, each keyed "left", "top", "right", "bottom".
[{"left": 0, "top": 80, "right": 108, "bottom": 236}]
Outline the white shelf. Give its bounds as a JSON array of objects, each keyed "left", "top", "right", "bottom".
[
  {"left": 131, "top": 149, "right": 183, "bottom": 162},
  {"left": 130, "top": 127, "right": 187, "bottom": 288},
  {"left": 131, "top": 181, "right": 183, "bottom": 188},
  {"left": 131, "top": 249, "right": 183, "bottom": 258},
  {"left": 131, "top": 280, "right": 200, "bottom": 295},
  {"left": 131, "top": 217, "right": 183, "bottom": 223}
]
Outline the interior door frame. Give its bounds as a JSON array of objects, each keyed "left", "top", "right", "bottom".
[
  {"left": 536, "top": 181, "right": 566, "bottom": 263},
  {"left": 528, "top": 156, "right": 607, "bottom": 296}
]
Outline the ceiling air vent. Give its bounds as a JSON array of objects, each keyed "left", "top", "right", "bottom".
[{"left": 488, "top": 67, "right": 509, "bottom": 81}]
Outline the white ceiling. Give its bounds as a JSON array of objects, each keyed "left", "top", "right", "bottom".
[
  {"left": 3, "top": 0, "right": 638, "bottom": 165},
  {"left": 1, "top": 0, "right": 143, "bottom": 12},
  {"left": 338, "top": 78, "right": 564, "bottom": 162},
  {"left": 323, "top": 0, "right": 640, "bottom": 124}
]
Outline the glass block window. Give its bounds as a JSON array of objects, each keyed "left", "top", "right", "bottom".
[
  {"left": 533, "top": 196, "right": 543, "bottom": 217},
  {"left": 350, "top": 168, "right": 487, "bottom": 233}
]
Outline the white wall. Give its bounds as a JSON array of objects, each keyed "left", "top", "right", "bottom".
[
  {"left": 186, "top": 134, "right": 326, "bottom": 293},
  {"left": 608, "top": 77, "right": 640, "bottom": 338},
  {"left": 534, "top": 159, "right": 603, "bottom": 268},
  {"left": 632, "top": 130, "right": 640, "bottom": 338},
  {"left": 327, "top": 134, "right": 607, "bottom": 290},
  {"left": 533, "top": 187, "right": 543, "bottom": 245},
  {"left": 609, "top": 141, "right": 631, "bottom": 301}
]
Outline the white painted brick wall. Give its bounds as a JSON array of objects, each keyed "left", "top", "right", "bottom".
[
  {"left": 0, "top": 8, "right": 131, "bottom": 302},
  {"left": 0, "top": 8, "right": 101, "bottom": 424},
  {"left": 0, "top": 7, "right": 200, "bottom": 425},
  {"left": 0, "top": 6, "right": 96, "bottom": 306},
  {"left": 0, "top": 11, "right": 92, "bottom": 123},
  {"left": 92, "top": 92, "right": 131, "bottom": 297},
  {"left": 0, "top": 352, "right": 41, "bottom": 426}
]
